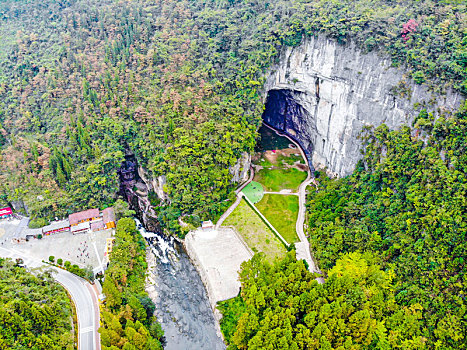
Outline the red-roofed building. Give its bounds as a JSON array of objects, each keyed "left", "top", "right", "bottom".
[
  {"left": 102, "top": 207, "right": 116, "bottom": 229},
  {"left": 91, "top": 221, "right": 105, "bottom": 232},
  {"left": 69, "top": 208, "right": 100, "bottom": 226},
  {"left": 0, "top": 207, "right": 12, "bottom": 218}
]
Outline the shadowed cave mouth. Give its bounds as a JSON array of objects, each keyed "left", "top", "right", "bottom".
[{"left": 262, "top": 89, "right": 314, "bottom": 170}]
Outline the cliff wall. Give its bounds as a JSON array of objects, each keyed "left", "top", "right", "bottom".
[{"left": 264, "top": 35, "right": 463, "bottom": 176}]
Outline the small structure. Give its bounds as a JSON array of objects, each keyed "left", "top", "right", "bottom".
[
  {"left": 25, "top": 228, "right": 42, "bottom": 240},
  {"left": 90, "top": 221, "right": 105, "bottom": 232},
  {"left": 69, "top": 208, "right": 100, "bottom": 226},
  {"left": 42, "top": 220, "right": 70, "bottom": 236},
  {"left": 103, "top": 237, "right": 115, "bottom": 264},
  {"left": 71, "top": 221, "right": 90, "bottom": 234},
  {"left": 201, "top": 220, "right": 214, "bottom": 230},
  {"left": 0, "top": 207, "right": 12, "bottom": 219},
  {"left": 102, "top": 207, "right": 116, "bottom": 229}
]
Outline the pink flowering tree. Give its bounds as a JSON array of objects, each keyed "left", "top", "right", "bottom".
[{"left": 401, "top": 19, "right": 419, "bottom": 42}]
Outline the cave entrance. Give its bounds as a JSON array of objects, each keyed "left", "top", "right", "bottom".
[{"left": 261, "top": 89, "right": 314, "bottom": 170}]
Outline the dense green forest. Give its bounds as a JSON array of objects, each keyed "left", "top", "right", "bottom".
[
  {"left": 304, "top": 103, "right": 467, "bottom": 348},
  {"left": 0, "top": 1, "right": 466, "bottom": 347},
  {"left": 219, "top": 252, "right": 426, "bottom": 349},
  {"left": 221, "top": 104, "right": 467, "bottom": 349},
  {"left": 0, "top": 259, "right": 75, "bottom": 349},
  {"left": 0, "top": 0, "right": 465, "bottom": 231},
  {"left": 99, "top": 218, "right": 164, "bottom": 349}
]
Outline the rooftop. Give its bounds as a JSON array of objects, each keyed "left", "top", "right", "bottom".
[
  {"left": 91, "top": 221, "right": 105, "bottom": 231},
  {"left": 102, "top": 207, "right": 116, "bottom": 224},
  {"left": 69, "top": 208, "right": 99, "bottom": 225},
  {"left": 42, "top": 220, "right": 70, "bottom": 233},
  {"left": 71, "top": 221, "right": 90, "bottom": 233}
]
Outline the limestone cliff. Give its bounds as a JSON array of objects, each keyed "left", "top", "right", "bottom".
[
  {"left": 263, "top": 35, "right": 463, "bottom": 177},
  {"left": 229, "top": 152, "right": 251, "bottom": 183}
]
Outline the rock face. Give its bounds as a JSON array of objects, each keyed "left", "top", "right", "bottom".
[
  {"left": 138, "top": 167, "right": 169, "bottom": 202},
  {"left": 229, "top": 152, "right": 251, "bottom": 183},
  {"left": 264, "top": 35, "right": 463, "bottom": 176}
]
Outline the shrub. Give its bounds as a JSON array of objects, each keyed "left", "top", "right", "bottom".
[
  {"left": 413, "top": 70, "right": 426, "bottom": 84},
  {"left": 48, "top": 256, "right": 55, "bottom": 263},
  {"left": 57, "top": 258, "right": 63, "bottom": 266},
  {"left": 28, "top": 218, "right": 49, "bottom": 229}
]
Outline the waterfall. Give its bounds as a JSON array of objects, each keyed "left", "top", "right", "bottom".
[{"left": 135, "top": 219, "right": 225, "bottom": 350}]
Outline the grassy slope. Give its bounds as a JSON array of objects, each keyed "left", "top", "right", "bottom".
[
  {"left": 223, "top": 199, "right": 287, "bottom": 261},
  {"left": 254, "top": 167, "right": 307, "bottom": 192},
  {"left": 256, "top": 194, "right": 299, "bottom": 244}
]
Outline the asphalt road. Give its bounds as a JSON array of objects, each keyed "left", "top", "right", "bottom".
[{"left": 0, "top": 246, "right": 100, "bottom": 350}]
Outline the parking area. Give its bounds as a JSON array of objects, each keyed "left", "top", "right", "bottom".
[{"left": 0, "top": 217, "right": 112, "bottom": 272}]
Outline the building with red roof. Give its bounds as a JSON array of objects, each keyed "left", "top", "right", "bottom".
[
  {"left": 69, "top": 208, "right": 100, "bottom": 226},
  {"left": 102, "top": 207, "right": 116, "bottom": 229},
  {"left": 90, "top": 221, "right": 105, "bottom": 232}
]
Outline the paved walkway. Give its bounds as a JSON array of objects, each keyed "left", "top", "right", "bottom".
[
  {"left": 262, "top": 124, "right": 323, "bottom": 281},
  {"left": 263, "top": 191, "right": 298, "bottom": 196},
  {"left": 216, "top": 167, "right": 254, "bottom": 229},
  {"left": 216, "top": 195, "right": 243, "bottom": 229},
  {"left": 295, "top": 177, "right": 322, "bottom": 276}
]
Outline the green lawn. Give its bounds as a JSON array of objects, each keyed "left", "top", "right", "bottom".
[
  {"left": 256, "top": 194, "right": 300, "bottom": 244},
  {"left": 241, "top": 181, "right": 264, "bottom": 204},
  {"left": 223, "top": 199, "right": 287, "bottom": 262},
  {"left": 254, "top": 167, "right": 307, "bottom": 192}
]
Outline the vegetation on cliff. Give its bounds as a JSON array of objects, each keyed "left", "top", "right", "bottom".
[
  {"left": 0, "top": 0, "right": 465, "bottom": 232},
  {"left": 306, "top": 103, "right": 467, "bottom": 348},
  {"left": 99, "top": 218, "right": 164, "bottom": 349},
  {"left": 221, "top": 103, "right": 467, "bottom": 349},
  {"left": 0, "top": 259, "right": 75, "bottom": 349}
]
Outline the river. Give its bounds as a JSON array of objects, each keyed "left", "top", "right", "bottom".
[{"left": 136, "top": 220, "right": 225, "bottom": 350}]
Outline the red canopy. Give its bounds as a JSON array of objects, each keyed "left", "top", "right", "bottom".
[{"left": 0, "top": 207, "right": 12, "bottom": 216}]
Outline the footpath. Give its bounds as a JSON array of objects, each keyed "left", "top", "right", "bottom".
[{"left": 216, "top": 141, "right": 323, "bottom": 282}]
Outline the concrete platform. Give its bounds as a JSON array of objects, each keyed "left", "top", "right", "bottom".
[{"left": 185, "top": 227, "right": 252, "bottom": 307}]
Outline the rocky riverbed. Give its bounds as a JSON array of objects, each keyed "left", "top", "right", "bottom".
[{"left": 140, "top": 222, "right": 225, "bottom": 350}]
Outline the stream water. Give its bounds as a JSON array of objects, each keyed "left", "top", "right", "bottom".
[{"left": 136, "top": 220, "right": 225, "bottom": 350}]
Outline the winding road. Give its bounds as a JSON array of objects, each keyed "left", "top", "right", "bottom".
[{"left": 0, "top": 246, "right": 101, "bottom": 350}]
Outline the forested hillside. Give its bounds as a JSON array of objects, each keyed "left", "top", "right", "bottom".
[
  {"left": 1, "top": 0, "right": 465, "bottom": 230},
  {"left": 220, "top": 103, "right": 467, "bottom": 349},
  {"left": 0, "top": 259, "right": 75, "bottom": 349},
  {"left": 1, "top": 0, "right": 466, "bottom": 348},
  {"left": 305, "top": 104, "right": 467, "bottom": 348},
  {"left": 99, "top": 218, "right": 164, "bottom": 349},
  {"left": 219, "top": 252, "right": 426, "bottom": 349}
]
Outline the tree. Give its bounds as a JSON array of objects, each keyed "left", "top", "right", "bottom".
[
  {"left": 221, "top": 252, "right": 424, "bottom": 349},
  {"left": 114, "top": 199, "right": 136, "bottom": 220}
]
